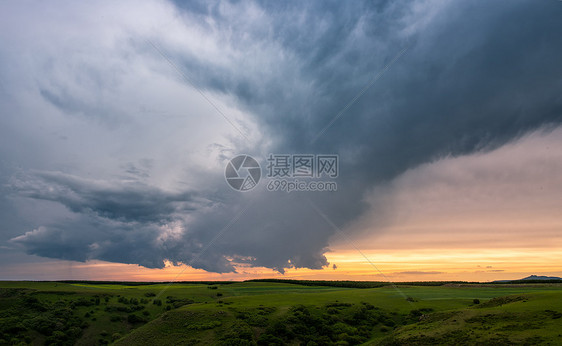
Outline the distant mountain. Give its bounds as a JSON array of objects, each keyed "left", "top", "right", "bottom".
[
  {"left": 520, "top": 275, "right": 562, "bottom": 281},
  {"left": 493, "top": 275, "right": 562, "bottom": 283}
]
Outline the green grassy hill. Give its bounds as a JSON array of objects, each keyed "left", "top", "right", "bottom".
[{"left": 0, "top": 281, "right": 561, "bottom": 345}]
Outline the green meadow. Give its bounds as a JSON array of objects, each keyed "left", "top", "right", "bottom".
[{"left": 1, "top": 280, "right": 561, "bottom": 345}]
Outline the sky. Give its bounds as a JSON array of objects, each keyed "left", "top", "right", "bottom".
[{"left": 0, "top": 0, "right": 561, "bottom": 282}]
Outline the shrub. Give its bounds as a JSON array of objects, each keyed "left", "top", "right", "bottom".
[
  {"left": 258, "top": 334, "right": 284, "bottom": 345},
  {"left": 186, "top": 321, "right": 221, "bottom": 330},
  {"left": 45, "top": 331, "right": 66, "bottom": 345},
  {"left": 74, "top": 297, "right": 94, "bottom": 307},
  {"left": 110, "top": 315, "right": 122, "bottom": 322},
  {"left": 166, "top": 296, "right": 194, "bottom": 308},
  {"left": 127, "top": 314, "right": 147, "bottom": 324}
]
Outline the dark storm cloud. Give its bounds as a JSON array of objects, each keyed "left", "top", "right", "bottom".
[
  {"left": 12, "top": 220, "right": 171, "bottom": 269},
  {"left": 175, "top": 0, "right": 562, "bottom": 177},
  {"left": 11, "top": 171, "right": 202, "bottom": 223},
  {"left": 180, "top": 192, "right": 335, "bottom": 273},
  {"left": 6, "top": 0, "right": 562, "bottom": 274},
  {"left": 164, "top": 0, "right": 562, "bottom": 272}
]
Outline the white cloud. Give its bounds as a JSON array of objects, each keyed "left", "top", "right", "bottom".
[{"left": 0, "top": 0, "right": 266, "bottom": 191}]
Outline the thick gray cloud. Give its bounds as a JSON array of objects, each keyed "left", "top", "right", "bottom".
[
  {"left": 11, "top": 171, "right": 201, "bottom": 223},
  {"left": 2, "top": 0, "right": 562, "bottom": 275}
]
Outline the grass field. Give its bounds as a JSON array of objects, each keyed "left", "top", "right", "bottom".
[{"left": 1, "top": 281, "right": 561, "bottom": 345}]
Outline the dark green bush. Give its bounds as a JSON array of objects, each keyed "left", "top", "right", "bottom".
[{"left": 127, "top": 314, "right": 147, "bottom": 324}]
